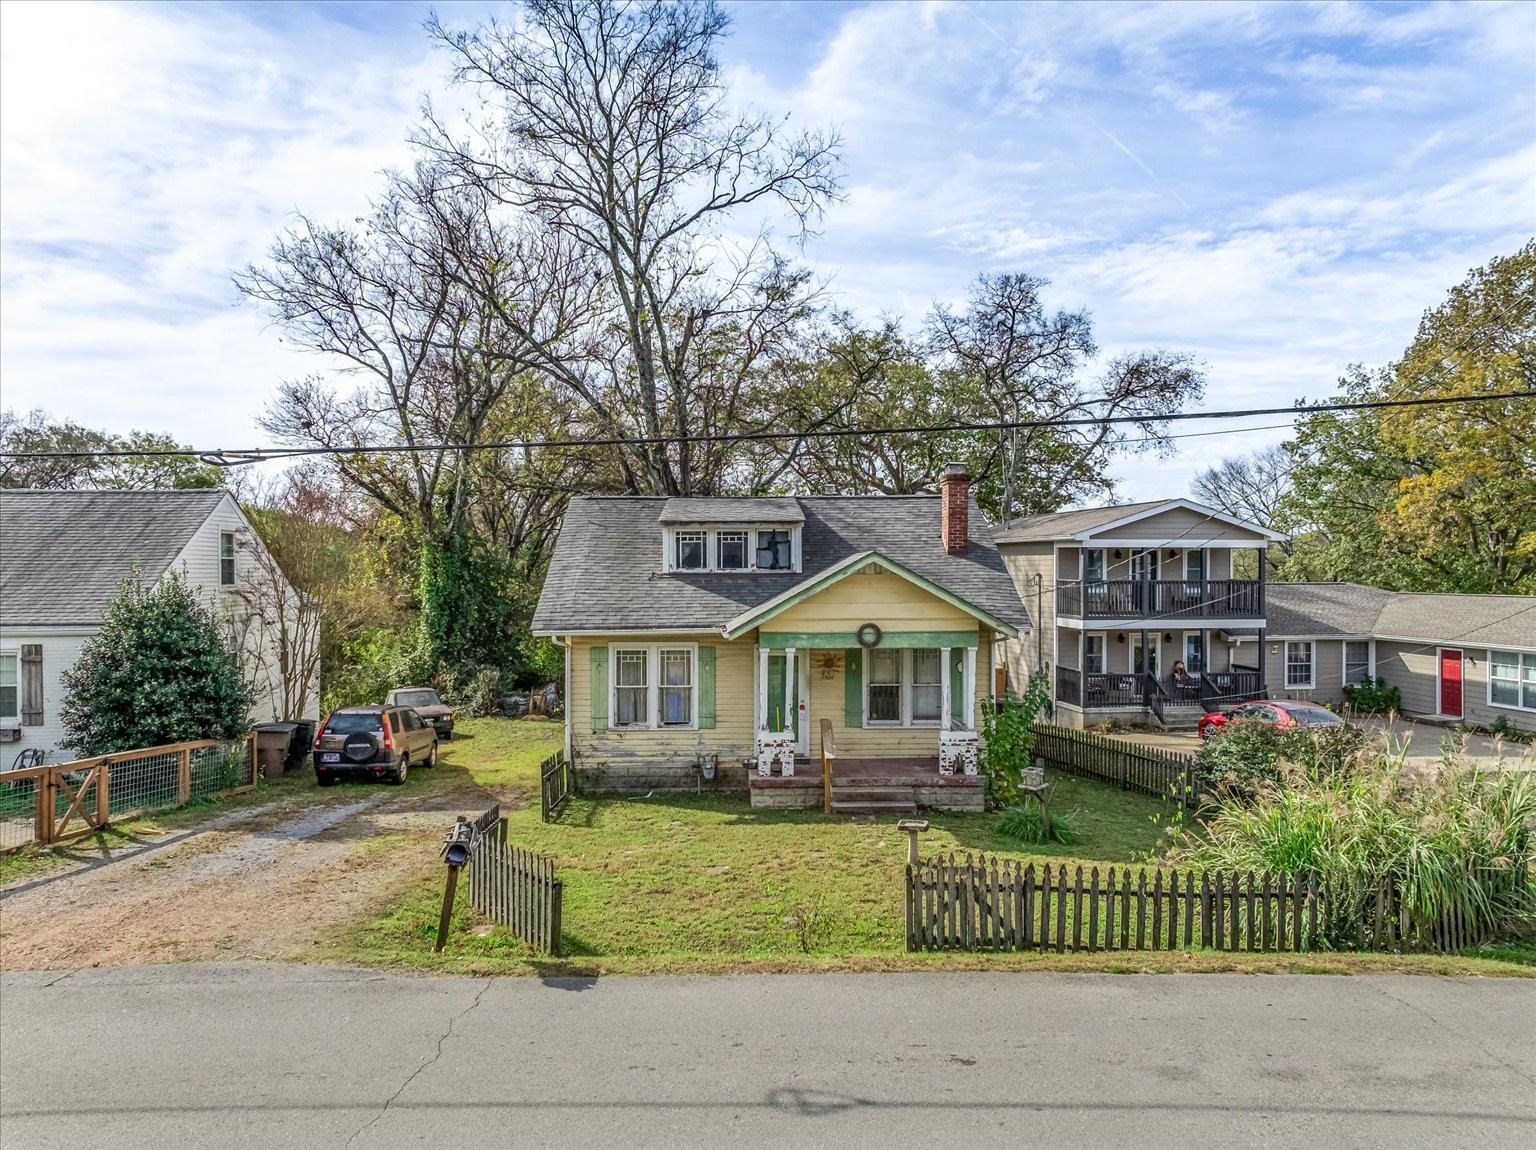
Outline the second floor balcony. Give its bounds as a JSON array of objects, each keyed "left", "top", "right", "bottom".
[{"left": 1057, "top": 578, "right": 1263, "bottom": 620}]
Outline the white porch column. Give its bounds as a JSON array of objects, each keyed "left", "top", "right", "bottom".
[
  {"left": 784, "top": 647, "right": 796, "bottom": 737},
  {"left": 940, "top": 647, "right": 952, "bottom": 730},
  {"left": 758, "top": 645, "right": 769, "bottom": 732},
  {"left": 964, "top": 645, "right": 977, "bottom": 731}
]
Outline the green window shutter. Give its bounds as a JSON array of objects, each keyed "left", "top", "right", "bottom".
[
  {"left": 697, "top": 646, "right": 716, "bottom": 729},
  {"left": 589, "top": 646, "right": 608, "bottom": 730},
  {"left": 844, "top": 649, "right": 863, "bottom": 728},
  {"left": 950, "top": 648, "right": 966, "bottom": 727}
]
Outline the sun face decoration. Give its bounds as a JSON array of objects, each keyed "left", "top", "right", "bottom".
[{"left": 817, "top": 651, "right": 842, "bottom": 680}]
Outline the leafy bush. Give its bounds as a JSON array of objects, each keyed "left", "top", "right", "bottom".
[
  {"left": 61, "top": 570, "right": 253, "bottom": 756},
  {"left": 1193, "top": 718, "right": 1366, "bottom": 802},
  {"left": 1342, "top": 675, "right": 1402, "bottom": 715},
  {"left": 978, "top": 672, "right": 1050, "bottom": 808},
  {"left": 996, "top": 802, "right": 1081, "bottom": 846},
  {"left": 1168, "top": 747, "right": 1536, "bottom": 949}
]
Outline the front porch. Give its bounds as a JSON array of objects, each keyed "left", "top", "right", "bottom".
[{"left": 748, "top": 756, "right": 985, "bottom": 814}]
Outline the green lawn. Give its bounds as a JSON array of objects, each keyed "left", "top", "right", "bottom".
[{"left": 341, "top": 720, "right": 1535, "bottom": 977}]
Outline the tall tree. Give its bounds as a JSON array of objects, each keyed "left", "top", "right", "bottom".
[
  {"left": 421, "top": 0, "right": 841, "bottom": 495},
  {"left": 1190, "top": 444, "right": 1294, "bottom": 552},
  {"left": 0, "top": 409, "right": 219, "bottom": 490},
  {"left": 1283, "top": 242, "right": 1536, "bottom": 593}
]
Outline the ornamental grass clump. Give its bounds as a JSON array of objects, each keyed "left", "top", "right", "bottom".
[{"left": 1168, "top": 744, "right": 1536, "bottom": 949}]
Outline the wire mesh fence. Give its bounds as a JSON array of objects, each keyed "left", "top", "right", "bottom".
[{"left": 0, "top": 736, "right": 256, "bottom": 852}]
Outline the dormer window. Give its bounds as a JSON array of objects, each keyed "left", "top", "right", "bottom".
[
  {"left": 717, "top": 531, "right": 748, "bottom": 570},
  {"left": 756, "top": 529, "right": 793, "bottom": 571},
  {"left": 675, "top": 530, "right": 707, "bottom": 570},
  {"left": 660, "top": 524, "right": 800, "bottom": 573}
]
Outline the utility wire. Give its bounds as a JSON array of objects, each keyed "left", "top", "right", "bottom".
[{"left": 1, "top": 390, "right": 1531, "bottom": 467}]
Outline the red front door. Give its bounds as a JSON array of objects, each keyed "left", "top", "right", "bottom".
[{"left": 1439, "top": 649, "right": 1463, "bottom": 718}]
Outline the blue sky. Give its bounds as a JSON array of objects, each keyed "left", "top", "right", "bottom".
[{"left": 2, "top": 0, "right": 1532, "bottom": 499}]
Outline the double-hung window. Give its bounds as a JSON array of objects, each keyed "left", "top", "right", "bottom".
[
  {"left": 0, "top": 653, "right": 18, "bottom": 724},
  {"left": 717, "top": 531, "right": 748, "bottom": 570},
  {"left": 610, "top": 645, "right": 697, "bottom": 729},
  {"left": 1183, "top": 632, "right": 1205, "bottom": 674},
  {"left": 674, "top": 531, "right": 707, "bottom": 571},
  {"left": 219, "top": 532, "right": 236, "bottom": 586},
  {"left": 1083, "top": 549, "right": 1105, "bottom": 583},
  {"left": 1344, "top": 641, "right": 1371, "bottom": 686},
  {"left": 756, "top": 529, "right": 793, "bottom": 570},
  {"left": 1083, "top": 634, "right": 1106, "bottom": 675},
  {"left": 1184, "top": 549, "right": 1204, "bottom": 583},
  {"left": 866, "top": 648, "right": 946, "bottom": 726},
  {"left": 1490, "top": 650, "right": 1536, "bottom": 711},
  {"left": 1285, "top": 641, "right": 1314, "bottom": 689}
]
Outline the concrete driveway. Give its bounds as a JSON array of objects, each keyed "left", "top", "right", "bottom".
[
  {"left": 2, "top": 964, "right": 1533, "bottom": 1149},
  {"left": 1112, "top": 717, "right": 1535, "bottom": 771}
]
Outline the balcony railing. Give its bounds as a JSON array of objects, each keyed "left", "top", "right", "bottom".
[
  {"left": 1056, "top": 667, "right": 1266, "bottom": 713},
  {"left": 1057, "top": 579, "right": 1263, "bottom": 619}
]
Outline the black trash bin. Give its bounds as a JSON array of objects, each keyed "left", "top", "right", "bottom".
[
  {"left": 287, "top": 720, "right": 317, "bottom": 771},
  {"left": 253, "top": 722, "right": 299, "bottom": 779}
]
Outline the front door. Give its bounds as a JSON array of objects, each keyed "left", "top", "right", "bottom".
[
  {"left": 1131, "top": 634, "right": 1159, "bottom": 677},
  {"left": 1131, "top": 549, "right": 1159, "bottom": 613},
  {"left": 1439, "top": 648, "right": 1463, "bottom": 718},
  {"left": 765, "top": 653, "right": 811, "bottom": 755}
]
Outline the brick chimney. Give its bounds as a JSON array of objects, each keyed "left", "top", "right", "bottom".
[{"left": 940, "top": 462, "right": 969, "bottom": 556}]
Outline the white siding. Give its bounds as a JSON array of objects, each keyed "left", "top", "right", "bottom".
[{"left": 0, "top": 630, "right": 91, "bottom": 764}]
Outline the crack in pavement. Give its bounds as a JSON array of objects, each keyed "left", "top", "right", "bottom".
[
  {"left": 1372, "top": 981, "right": 1536, "bottom": 1088},
  {"left": 345, "top": 978, "right": 495, "bottom": 1148}
]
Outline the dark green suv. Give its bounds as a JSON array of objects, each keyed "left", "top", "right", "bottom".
[{"left": 314, "top": 705, "right": 438, "bottom": 786}]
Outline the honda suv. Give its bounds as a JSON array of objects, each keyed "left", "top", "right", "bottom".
[{"left": 313, "top": 705, "right": 438, "bottom": 786}]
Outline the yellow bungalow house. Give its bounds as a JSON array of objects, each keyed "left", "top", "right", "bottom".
[{"left": 532, "top": 466, "right": 1029, "bottom": 813}]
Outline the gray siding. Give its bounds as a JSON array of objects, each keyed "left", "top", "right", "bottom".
[
  {"left": 1091, "top": 506, "right": 1273, "bottom": 544},
  {"left": 1000, "top": 543, "right": 1055, "bottom": 691}
]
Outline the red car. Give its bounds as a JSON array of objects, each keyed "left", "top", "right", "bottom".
[{"left": 1197, "top": 699, "right": 1344, "bottom": 741}]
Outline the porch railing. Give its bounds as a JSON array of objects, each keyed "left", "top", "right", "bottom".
[
  {"left": 1058, "top": 669, "right": 1256, "bottom": 713},
  {"left": 1198, "top": 670, "right": 1265, "bottom": 712},
  {"left": 1058, "top": 579, "right": 1263, "bottom": 620}
]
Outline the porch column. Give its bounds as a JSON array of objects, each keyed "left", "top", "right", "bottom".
[
  {"left": 963, "top": 646, "right": 977, "bottom": 731},
  {"left": 758, "top": 645, "right": 769, "bottom": 731},
  {"left": 784, "top": 647, "right": 796, "bottom": 737},
  {"left": 940, "top": 646, "right": 952, "bottom": 730}
]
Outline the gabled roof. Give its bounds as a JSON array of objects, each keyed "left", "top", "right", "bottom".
[
  {"left": 0, "top": 489, "right": 227, "bottom": 628},
  {"left": 722, "top": 550, "right": 1020, "bottom": 640},
  {"left": 531, "top": 495, "right": 1030, "bottom": 636},
  {"left": 994, "top": 498, "right": 1285, "bottom": 543},
  {"left": 1265, "top": 582, "right": 1536, "bottom": 649}
]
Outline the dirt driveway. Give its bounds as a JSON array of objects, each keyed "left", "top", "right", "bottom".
[{"left": 0, "top": 776, "right": 521, "bottom": 972}]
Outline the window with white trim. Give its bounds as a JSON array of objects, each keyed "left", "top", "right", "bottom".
[
  {"left": 1344, "top": 641, "right": 1371, "bottom": 686},
  {"left": 0, "top": 652, "right": 17, "bottom": 723},
  {"left": 219, "top": 531, "right": 236, "bottom": 586},
  {"left": 1083, "top": 634, "right": 1105, "bottom": 675},
  {"left": 1184, "top": 549, "right": 1204, "bottom": 583},
  {"left": 1183, "top": 632, "right": 1204, "bottom": 674},
  {"left": 717, "top": 531, "right": 748, "bottom": 570},
  {"left": 674, "top": 530, "right": 707, "bottom": 571},
  {"left": 609, "top": 644, "right": 698, "bottom": 729},
  {"left": 1489, "top": 650, "right": 1535, "bottom": 711},
  {"left": 1285, "top": 641, "right": 1314, "bottom": 689},
  {"left": 756, "top": 529, "right": 793, "bottom": 571},
  {"left": 866, "top": 647, "right": 947, "bottom": 727},
  {"left": 1083, "top": 549, "right": 1105, "bottom": 582}
]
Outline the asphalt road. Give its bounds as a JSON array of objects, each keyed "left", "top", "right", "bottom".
[{"left": 2, "top": 965, "right": 1533, "bottom": 1149}]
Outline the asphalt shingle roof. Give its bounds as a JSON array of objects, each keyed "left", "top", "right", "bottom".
[
  {"left": 0, "top": 489, "right": 225, "bottom": 627},
  {"left": 1266, "top": 582, "right": 1536, "bottom": 649},
  {"left": 532, "top": 495, "right": 1030, "bottom": 635},
  {"left": 658, "top": 497, "right": 803, "bottom": 525},
  {"left": 993, "top": 501, "right": 1166, "bottom": 543}
]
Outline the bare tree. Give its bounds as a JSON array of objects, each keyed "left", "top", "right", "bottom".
[
  {"left": 420, "top": 0, "right": 841, "bottom": 494},
  {"left": 926, "top": 274, "right": 1205, "bottom": 519},
  {"left": 1191, "top": 444, "right": 1294, "bottom": 550}
]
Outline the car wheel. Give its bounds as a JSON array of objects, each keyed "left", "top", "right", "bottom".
[
  {"left": 442, "top": 731, "right": 452, "bottom": 741},
  {"left": 316, "top": 771, "right": 336, "bottom": 787},
  {"left": 390, "top": 756, "right": 409, "bottom": 786},
  {"left": 425, "top": 742, "right": 438, "bottom": 768}
]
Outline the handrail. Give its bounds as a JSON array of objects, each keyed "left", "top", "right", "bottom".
[{"left": 1057, "top": 578, "right": 1264, "bottom": 619}]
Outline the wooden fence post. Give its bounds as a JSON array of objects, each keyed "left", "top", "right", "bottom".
[
  {"left": 97, "top": 760, "right": 111, "bottom": 827},
  {"left": 178, "top": 747, "right": 192, "bottom": 804}
]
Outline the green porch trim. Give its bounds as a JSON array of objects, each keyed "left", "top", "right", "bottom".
[
  {"left": 720, "top": 549, "right": 1021, "bottom": 641},
  {"left": 757, "top": 629, "right": 979, "bottom": 649}
]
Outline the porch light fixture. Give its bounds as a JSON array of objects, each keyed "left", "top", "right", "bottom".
[
  {"left": 1116, "top": 634, "right": 1125, "bottom": 644},
  {"left": 1113, "top": 549, "right": 1123, "bottom": 560},
  {"left": 1167, "top": 549, "right": 1178, "bottom": 559},
  {"left": 1164, "top": 633, "right": 1172, "bottom": 643}
]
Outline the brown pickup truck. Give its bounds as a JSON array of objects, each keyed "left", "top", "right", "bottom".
[{"left": 384, "top": 687, "right": 456, "bottom": 739}]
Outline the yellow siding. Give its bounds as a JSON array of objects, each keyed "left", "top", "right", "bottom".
[{"left": 770, "top": 570, "right": 974, "bottom": 632}]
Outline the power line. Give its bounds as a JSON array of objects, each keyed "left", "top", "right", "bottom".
[{"left": 2, "top": 390, "right": 1530, "bottom": 468}]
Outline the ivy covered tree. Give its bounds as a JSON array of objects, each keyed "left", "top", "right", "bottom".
[{"left": 60, "top": 570, "right": 253, "bottom": 756}]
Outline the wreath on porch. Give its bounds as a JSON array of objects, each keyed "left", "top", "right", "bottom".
[{"left": 856, "top": 622, "right": 883, "bottom": 649}]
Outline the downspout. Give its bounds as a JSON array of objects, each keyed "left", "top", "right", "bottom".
[
  {"left": 562, "top": 636, "right": 573, "bottom": 763},
  {"left": 1033, "top": 572, "right": 1044, "bottom": 672}
]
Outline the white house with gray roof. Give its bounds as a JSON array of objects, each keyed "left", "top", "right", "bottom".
[{"left": 0, "top": 489, "right": 318, "bottom": 766}]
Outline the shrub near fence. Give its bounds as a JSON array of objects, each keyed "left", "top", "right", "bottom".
[
  {"left": 0, "top": 736, "right": 256, "bottom": 852},
  {"left": 1031, "top": 723, "right": 1194, "bottom": 806}
]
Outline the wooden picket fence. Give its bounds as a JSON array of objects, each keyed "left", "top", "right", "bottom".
[
  {"left": 1032, "top": 723, "right": 1196, "bottom": 806},
  {"left": 468, "top": 818, "right": 562, "bottom": 955},
  {"left": 906, "top": 854, "right": 1504, "bottom": 954},
  {"left": 540, "top": 749, "right": 571, "bottom": 823}
]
